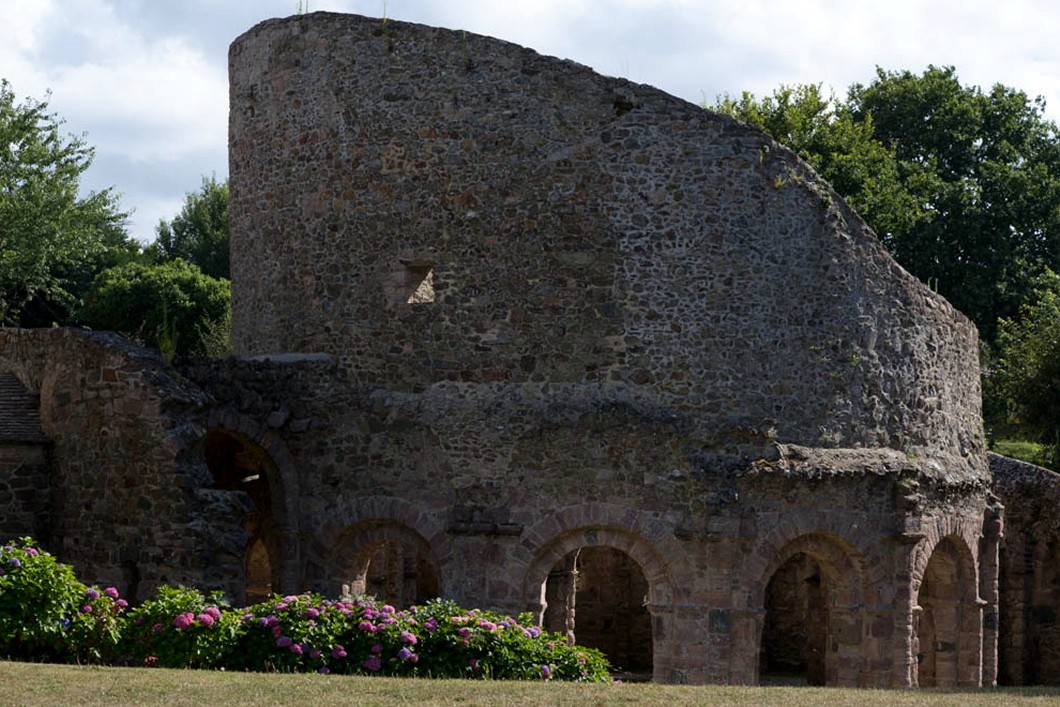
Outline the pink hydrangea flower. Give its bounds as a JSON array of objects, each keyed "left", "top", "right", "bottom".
[
  {"left": 196, "top": 613, "right": 215, "bottom": 627},
  {"left": 172, "top": 612, "right": 195, "bottom": 630},
  {"left": 104, "top": 587, "right": 119, "bottom": 599},
  {"left": 331, "top": 645, "right": 347, "bottom": 659},
  {"left": 400, "top": 631, "right": 418, "bottom": 645},
  {"left": 204, "top": 607, "right": 222, "bottom": 619}
]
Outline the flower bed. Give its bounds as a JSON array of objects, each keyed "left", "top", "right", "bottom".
[{"left": 0, "top": 538, "right": 610, "bottom": 681}]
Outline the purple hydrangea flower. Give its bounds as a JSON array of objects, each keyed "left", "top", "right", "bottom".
[
  {"left": 172, "top": 612, "right": 194, "bottom": 629},
  {"left": 358, "top": 621, "right": 377, "bottom": 633},
  {"left": 541, "top": 664, "right": 552, "bottom": 679},
  {"left": 318, "top": 666, "right": 330, "bottom": 674},
  {"left": 370, "top": 644, "right": 383, "bottom": 654},
  {"left": 363, "top": 655, "right": 382, "bottom": 672},
  {"left": 81, "top": 605, "right": 93, "bottom": 614},
  {"left": 290, "top": 643, "right": 303, "bottom": 655},
  {"left": 331, "top": 645, "right": 347, "bottom": 659},
  {"left": 305, "top": 607, "right": 320, "bottom": 620},
  {"left": 85, "top": 588, "right": 100, "bottom": 600},
  {"left": 276, "top": 636, "right": 292, "bottom": 648},
  {"left": 8, "top": 558, "right": 21, "bottom": 568},
  {"left": 397, "top": 647, "right": 413, "bottom": 661}
]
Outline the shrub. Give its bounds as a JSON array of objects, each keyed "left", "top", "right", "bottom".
[
  {"left": 1, "top": 538, "right": 611, "bottom": 681},
  {"left": 0, "top": 539, "right": 127, "bottom": 663},
  {"left": 123, "top": 586, "right": 238, "bottom": 669}
]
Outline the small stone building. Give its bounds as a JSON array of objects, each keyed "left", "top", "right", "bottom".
[{"left": 0, "top": 11, "right": 1056, "bottom": 687}]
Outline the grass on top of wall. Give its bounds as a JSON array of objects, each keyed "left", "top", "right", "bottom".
[{"left": 2, "top": 661, "right": 1060, "bottom": 707}]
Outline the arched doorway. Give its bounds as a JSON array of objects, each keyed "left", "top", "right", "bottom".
[
  {"left": 760, "top": 552, "right": 828, "bottom": 684},
  {"left": 542, "top": 545, "right": 653, "bottom": 677},
  {"left": 203, "top": 428, "right": 282, "bottom": 604},
  {"left": 245, "top": 536, "right": 273, "bottom": 604},
  {"left": 1026, "top": 540, "right": 1060, "bottom": 684},
  {"left": 332, "top": 521, "right": 441, "bottom": 607},
  {"left": 756, "top": 533, "right": 867, "bottom": 687},
  {"left": 915, "top": 535, "right": 980, "bottom": 687}
]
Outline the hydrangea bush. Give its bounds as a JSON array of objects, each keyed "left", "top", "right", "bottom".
[
  {"left": 1, "top": 538, "right": 611, "bottom": 681},
  {"left": 0, "top": 538, "right": 127, "bottom": 663}
]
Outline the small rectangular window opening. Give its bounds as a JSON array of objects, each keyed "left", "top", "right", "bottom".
[{"left": 406, "top": 266, "right": 435, "bottom": 304}]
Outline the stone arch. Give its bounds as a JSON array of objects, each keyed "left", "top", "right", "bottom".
[
  {"left": 203, "top": 410, "right": 301, "bottom": 597},
  {"left": 1026, "top": 539, "right": 1060, "bottom": 684},
  {"left": 325, "top": 519, "right": 442, "bottom": 607},
  {"left": 913, "top": 533, "right": 981, "bottom": 687},
  {"left": 522, "top": 522, "right": 675, "bottom": 681},
  {"left": 752, "top": 532, "right": 872, "bottom": 687}
]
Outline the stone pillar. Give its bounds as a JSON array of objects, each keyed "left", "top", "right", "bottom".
[{"left": 979, "top": 500, "right": 1003, "bottom": 686}]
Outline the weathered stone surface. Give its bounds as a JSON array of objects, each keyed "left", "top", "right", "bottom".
[{"left": 0, "top": 11, "right": 1016, "bottom": 688}]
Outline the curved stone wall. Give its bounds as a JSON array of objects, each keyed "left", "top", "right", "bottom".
[{"left": 229, "top": 13, "right": 983, "bottom": 476}]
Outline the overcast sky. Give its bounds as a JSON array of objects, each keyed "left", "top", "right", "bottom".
[{"left": 2, "top": 0, "right": 1059, "bottom": 243}]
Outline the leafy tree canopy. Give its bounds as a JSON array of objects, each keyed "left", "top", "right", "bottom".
[
  {"left": 714, "top": 66, "right": 1060, "bottom": 342},
  {"left": 0, "top": 79, "right": 136, "bottom": 326},
  {"left": 991, "top": 268, "right": 1060, "bottom": 466},
  {"left": 80, "top": 260, "right": 231, "bottom": 358},
  {"left": 147, "top": 175, "right": 229, "bottom": 280}
]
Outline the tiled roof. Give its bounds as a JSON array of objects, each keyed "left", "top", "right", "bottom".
[{"left": 0, "top": 373, "right": 47, "bottom": 443}]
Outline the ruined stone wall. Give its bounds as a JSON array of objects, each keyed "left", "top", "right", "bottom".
[
  {"left": 992, "top": 453, "right": 1060, "bottom": 685},
  {"left": 0, "top": 329, "right": 234, "bottom": 600},
  {"left": 0, "top": 442, "right": 50, "bottom": 541},
  {"left": 228, "top": 12, "right": 985, "bottom": 482}
]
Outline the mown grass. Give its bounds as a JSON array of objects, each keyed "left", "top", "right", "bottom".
[
  {"left": 991, "top": 438, "right": 1049, "bottom": 467},
  {"left": 1, "top": 662, "right": 1058, "bottom": 707}
]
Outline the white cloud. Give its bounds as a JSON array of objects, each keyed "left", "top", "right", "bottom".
[{"left": 5, "top": 0, "right": 1060, "bottom": 242}]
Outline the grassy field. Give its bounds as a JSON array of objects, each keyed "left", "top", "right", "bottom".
[{"left": 1, "top": 662, "right": 1059, "bottom": 707}]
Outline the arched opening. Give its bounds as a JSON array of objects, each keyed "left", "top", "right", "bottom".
[
  {"left": 760, "top": 552, "right": 828, "bottom": 685},
  {"left": 916, "top": 535, "right": 980, "bottom": 687},
  {"left": 245, "top": 536, "right": 273, "bottom": 604},
  {"left": 204, "top": 428, "right": 281, "bottom": 604},
  {"left": 542, "top": 546, "right": 653, "bottom": 678},
  {"left": 754, "top": 533, "right": 867, "bottom": 687},
  {"left": 1028, "top": 541, "right": 1060, "bottom": 684},
  {"left": 334, "top": 521, "right": 441, "bottom": 607}
]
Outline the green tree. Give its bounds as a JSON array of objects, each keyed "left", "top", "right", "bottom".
[
  {"left": 149, "top": 175, "right": 229, "bottom": 280},
  {"left": 0, "top": 79, "right": 134, "bottom": 325},
  {"left": 992, "top": 269, "right": 1060, "bottom": 466},
  {"left": 714, "top": 67, "right": 1060, "bottom": 343},
  {"left": 80, "top": 260, "right": 231, "bottom": 358},
  {"left": 714, "top": 84, "right": 927, "bottom": 250},
  {"left": 849, "top": 66, "right": 1060, "bottom": 340}
]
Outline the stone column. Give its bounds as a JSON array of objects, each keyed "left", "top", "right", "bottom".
[{"left": 979, "top": 499, "right": 1003, "bottom": 686}]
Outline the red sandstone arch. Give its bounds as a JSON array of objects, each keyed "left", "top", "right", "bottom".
[
  {"left": 752, "top": 532, "right": 871, "bottom": 687},
  {"left": 203, "top": 410, "right": 302, "bottom": 596},
  {"left": 913, "top": 533, "right": 981, "bottom": 687},
  {"left": 325, "top": 519, "right": 442, "bottom": 606},
  {"left": 522, "top": 523, "right": 674, "bottom": 681}
]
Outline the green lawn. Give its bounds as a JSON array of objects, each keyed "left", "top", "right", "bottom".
[
  {"left": 991, "top": 438, "right": 1052, "bottom": 468},
  {"left": 1, "top": 662, "right": 1058, "bottom": 707}
]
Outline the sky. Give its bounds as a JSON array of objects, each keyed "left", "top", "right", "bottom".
[{"left": 2, "top": 0, "right": 1060, "bottom": 243}]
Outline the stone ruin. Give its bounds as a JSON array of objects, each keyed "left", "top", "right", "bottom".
[{"left": 1, "top": 11, "right": 1058, "bottom": 686}]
